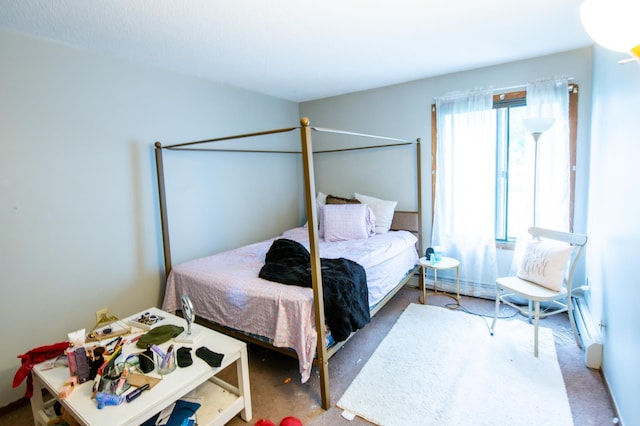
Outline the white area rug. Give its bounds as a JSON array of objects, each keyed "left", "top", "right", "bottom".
[{"left": 337, "top": 303, "right": 573, "bottom": 426}]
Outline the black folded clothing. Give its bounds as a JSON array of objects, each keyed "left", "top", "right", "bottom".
[
  {"left": 176, "top": 347, "right": 193, "bottom": 368},
  {"left": 195, "top": 346, "right": 224, "bottom": 368}
]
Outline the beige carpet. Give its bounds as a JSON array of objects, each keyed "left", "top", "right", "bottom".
[{"left": 337, "top": 303, "right": 573, "bottom": 426}]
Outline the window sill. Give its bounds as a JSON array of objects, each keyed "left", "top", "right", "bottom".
[{"left": 496, "top": 241, "right": 515, "bottom": 251}]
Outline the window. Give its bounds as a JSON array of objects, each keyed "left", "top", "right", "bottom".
[
  {"left": 431, "top": 85, "right": 578, "bottom": 244},
  {"left": 495, "top": 93, "right": 527, "bottom": 242}
]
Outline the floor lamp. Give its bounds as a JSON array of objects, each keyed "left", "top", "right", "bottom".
[{"left": 523, "top": 117, "right": 554, "bottom": 227}]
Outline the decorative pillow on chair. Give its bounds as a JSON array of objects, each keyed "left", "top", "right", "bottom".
[
  {"left": 321, "top": 204, "right": 374, "bottom": 242},
  {"left": 354, "top": 193, "right": 397, "bottom": 234},
  {"left": 517, "top": 239, "right": 573, "bottom": 291}
]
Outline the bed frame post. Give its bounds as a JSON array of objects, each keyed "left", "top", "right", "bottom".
[
  {"left": 299, "top": 117, "right": 331, "bottom": 409},
  {"left": 416, "top": 138, "right": 423, "bottom": 252},
  {"left": 416, "top": 138, "right": 424, "bottom": 289},
  {"left": 154, "top": 142, "right": 173, "bottom": 278}
]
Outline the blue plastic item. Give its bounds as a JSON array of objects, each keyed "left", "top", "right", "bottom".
[{"left": 95, "top": 392, "right": 124, "bottom": 409}]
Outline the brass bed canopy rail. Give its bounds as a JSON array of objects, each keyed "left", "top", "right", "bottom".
[
  {"left": 161, "top": 141, "right": 415, "bottom": 154},
  {"left": 157, "top": 121, "right": 417, "bottom": 152},
  {"left": 310, "top": 125, "right": 415, "bottom": 143},
  {"left": 154, "top": 117, "right": 421, "bottom": 409},
  {"left": 154, "top": 117, "right": 421, "bottom": 277},
  {"left": 160, "top": 125, "right": 299, "bottom": 149}
]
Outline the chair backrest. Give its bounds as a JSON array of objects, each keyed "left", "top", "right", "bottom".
[{"left": 528, "top": 227, "right": 588, "bottom": 292}]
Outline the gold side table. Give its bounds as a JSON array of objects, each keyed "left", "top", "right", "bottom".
[{"left": 419, "top": 256, "right": 460, "bottom": 308}]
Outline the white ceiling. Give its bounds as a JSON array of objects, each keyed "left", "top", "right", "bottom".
[{"left": 0, "top": 0, "right": 593, "bottom": 102}]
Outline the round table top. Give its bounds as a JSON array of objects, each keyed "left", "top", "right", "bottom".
[{"left": 419, "top": 256, "right": 459, "bottom": 269}]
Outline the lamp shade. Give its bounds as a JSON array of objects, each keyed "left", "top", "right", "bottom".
[
  {"left": 580, "top": 0, "right": 640, "bottom": 57},
  {"left": 523, "top": 117, "right": 554, "bottom": 135}
]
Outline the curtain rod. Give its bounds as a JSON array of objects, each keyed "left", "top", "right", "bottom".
[
  {"left": 493, "top": 77, "right": 575, "bottom": 94},
  {"left": 433, "top": 77, "right": 577, "bottom": 102}
]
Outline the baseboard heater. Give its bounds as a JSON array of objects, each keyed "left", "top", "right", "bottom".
[{"left": 572, "top": 296, "right": 603, "bottom": 369}]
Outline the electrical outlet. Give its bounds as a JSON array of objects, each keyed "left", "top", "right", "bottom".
[{"left": 95, "top": 308, "right": 109, "bottom": 323}]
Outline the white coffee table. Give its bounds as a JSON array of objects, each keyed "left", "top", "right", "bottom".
[
  {"left": 30, "top": 307, "right": 252, "bottom": 426},
  {"left": 419, "top": 256, "right": 460, "bottom": 307}
]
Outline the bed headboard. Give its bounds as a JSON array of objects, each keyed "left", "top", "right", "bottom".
[{"left": 390, "top": 210, "right": 421, "bottom": 251}]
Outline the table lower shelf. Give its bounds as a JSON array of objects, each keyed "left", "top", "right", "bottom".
[
  {"left": 33, "top": 397, "right": 58, "bottom": 425},
  {"left": 196, "top": 377, "right": 246, "bottom": 426},
  {"left": 34, "top": 376, "right": 245, "bottom": 426}
]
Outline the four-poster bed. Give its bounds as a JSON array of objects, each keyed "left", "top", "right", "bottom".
[{"left": 154, "top": 117, "right": 422, "bottom": 409}]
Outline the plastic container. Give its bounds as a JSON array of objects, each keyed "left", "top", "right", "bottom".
[
  {"left": 433, "top": 246, "right": 444, "bottom": 262},
  {"left": 157, "top": 349, "right": 176, "bottom": 375}
]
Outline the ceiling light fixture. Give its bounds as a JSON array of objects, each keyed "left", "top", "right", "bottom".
[{"left": 580, "top": 0, "right": 640, "bottom": 62}]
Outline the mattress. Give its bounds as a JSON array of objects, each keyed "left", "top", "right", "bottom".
[{"left": 162, "top": 226, "right": 418, "bottom": 382}]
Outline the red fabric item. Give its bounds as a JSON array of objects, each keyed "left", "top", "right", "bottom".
[
  {"left": 280, "top": 417, "right": 303, "bottom": 426},
  {"left": 13, "top": 341, "right": 69, "bottom": 398},
  {"left": 254, "top": 420, "right": 276, "bottom": 426}
]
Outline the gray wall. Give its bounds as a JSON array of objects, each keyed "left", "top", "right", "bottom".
[
  {"left": 301, "top": 48, "right": 593, "bottom": 278},
  {"left": 0, "top": 29, "right": 299, "bottom": 406},
  {"left": 586, "top": 45, "right": 640, "bottom": 426}
]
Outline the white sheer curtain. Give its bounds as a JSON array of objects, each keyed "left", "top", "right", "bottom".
[
  {"left": 510, "top": 77, "right": 571, "bottom": 275},
  {"left": 433, "top": 89, "right": 498, "bottom": 298},
  {"left": 526, "top": 77, "right": 571, "bottom": 232}
]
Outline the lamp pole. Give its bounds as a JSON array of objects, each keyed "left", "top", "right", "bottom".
[
  {"left": 523, "top": 116, "right": 554, "bottom": 228},
  {"left": 531, "top": 132, "right": 542, "bottom": 227}
]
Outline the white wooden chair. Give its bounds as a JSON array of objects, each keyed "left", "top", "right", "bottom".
[{"left": 491, "top": 227, "right": 588, "bottom": 357}]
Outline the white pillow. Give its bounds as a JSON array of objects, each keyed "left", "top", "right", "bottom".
[
  {"left": 322, "top": 204, "right": 376, "bottom": 238},
  {"left": 354, "top": 193, "right": 397, "bottom": 234},
  {"left": 304, "top": 191, "right": 327, "bottom": 228},
  {"left": 317, "top": 191, "right": 327, "bottom": 206},
  {"left": 517, "top": 239, "right": 573, "bottom": 291},
  {"left": 364, "top": 206, "right": 376, "bottom": 236},
  {"left": 322, "top": 204, "right": 372, "bottom": 242}
]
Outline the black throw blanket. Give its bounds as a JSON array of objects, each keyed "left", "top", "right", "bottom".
[{"left": 259, "top": 238, "right": 370, "bottom": 342}]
